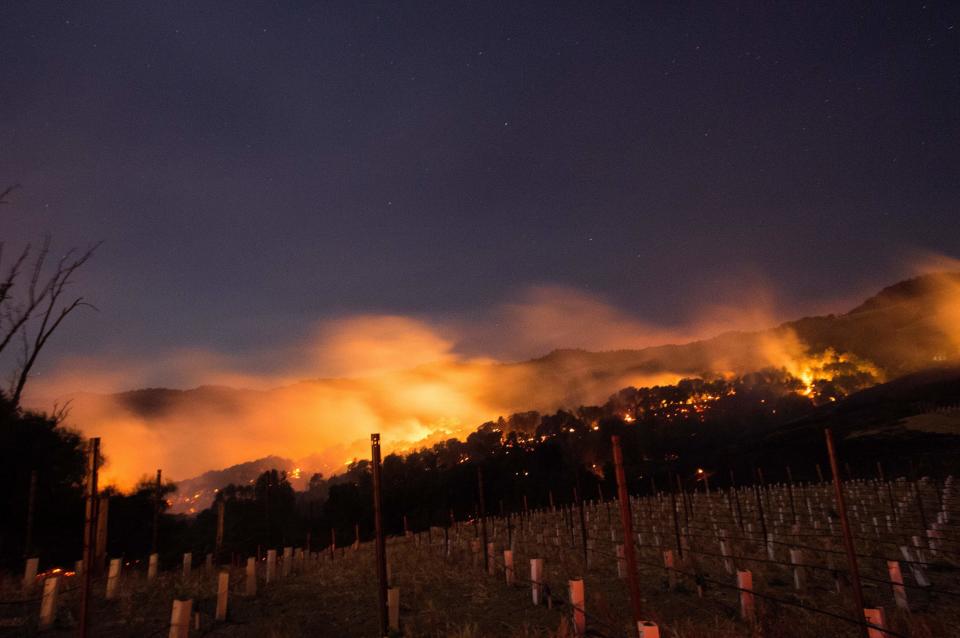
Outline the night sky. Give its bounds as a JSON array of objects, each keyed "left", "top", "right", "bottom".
[{"left": 2, "top": 2, "right": 959, "bottom": 389}]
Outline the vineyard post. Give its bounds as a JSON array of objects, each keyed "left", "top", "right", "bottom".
[
  {"left": 148, "top": 552, "right": 158, "bottom": 580},
  {"left": 864, "top": 609, "right": 887, "bottom": 637},
  {"left": 611, "top": 435, "right": 645, "bottom": 636},
  {"left": 245, "top": 557, "right": 257, "bottom": 596},
  {"left": 105, "top": 558, "right": 120, "bottom": 599},
  {"left": 737, "top": 570, "right": 754, "bottom": 622},
  {"left": 880, "top": 464, "right": 898, "bottom": 523},
  {"left": 676, "top": 474, "right": 691, "bottom": 529},
  {"left": 729, "top": 470, "right": 745, "bottom": 531},
  {"left": 887, "top": 560, "right": 908, "bottom": 610},
  {"left": 215, "top": 500, "right": 225, "bottom": 564},
  {"left": 477, "top": 465, "right": 489, "bottom": 574},
  {"left": 752, "top": 479, "right": 768, "bottom": 551},
  {"left": 786, "top": 465, "right": 797, "bottom": 524},
  {"left": 371, "top": 433, "right": 389, "bottom": 637},
  {"left": 911, "top": 471, "right": 928, "bottom": 532},
  {"left": 216, "top": 570, "right": 229, "bottom": 621},
  {"left": 668, "top": 474, "right": 683, "bottom": 560},
  {"left": 824, "top": 428, "right": 869, "bottom": 638},
  {"left": 575, "top": 486, "right": 588, "bottom": 566},
  {"left": 22, "top": 557, "right": 38, "bottom": 592},
  {"left": 79, "top": 437, "right": 100, "bottom": 638},
  {"left": 569, "top": 579, "right": 585, "bottom": 635},
  {"left": 151, "top": 469, "right": 161, "bottom": 555},
  {"left": 265, "top": 549, "right": 276, "bottom": 583},
  {"left": 169, "top": 599, "right": 192, "bottom": 638},
  {"left": 95, "top": 495, "right": 109, "bottom": 574},
  {"left": 388, "top": 587, "right": 400, "bottom": 632},
  {"left": 24, "top": 469, "right": 37, "bottom": 559},
  {"left": 530, "top": 558, "right": 544, "bottom": 605},
  {"left": 38, "top": 575, "right": 59, "bottom": 630}
]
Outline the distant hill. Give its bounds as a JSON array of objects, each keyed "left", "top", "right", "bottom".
[
  {"left": 170, "top": 454, "right": 317, "bottom": 514},
  {"left": 67, "top": 272, "right": 960, "bottom": 495},
  {"left": 751, "top": 365, "right": 960, "bottom": 479}
]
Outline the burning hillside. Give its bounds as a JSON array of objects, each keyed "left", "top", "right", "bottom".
[{"left": 39, "top": 272, "right": 960, "bottom": 492}]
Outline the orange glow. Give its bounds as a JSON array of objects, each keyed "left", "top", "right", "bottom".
[{"left": 25, "top": 274, "right": 958, "bottom": 490}]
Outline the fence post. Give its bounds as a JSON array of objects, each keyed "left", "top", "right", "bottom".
[
  {"left": 182, "top": 552, "right": 192, "bottom": 579},
  {"left": 151, "top": 469, "right": 162, "bottom": 555},
  {"left": 79, "top": 437, "right": 100, "bottom": 638},
  {"left": 504, "top": 550, "right": 514, "bottom": 585},
  {"left": 168, "top": 599, "right": 192, "bottom": 638},
  {"left": 24, "top": 470, "right": 37, "bottom": 560},
  {"left": 478, "top": 466, "right": 489, "bottom": 574},
  {"left": 825, "top": 428, "right": 869, "bottom": 638},
  {"left": 569, "top": 579, "right": 585, "bottom": 636},
  {"left": 611, "top": 435, "right": 647, "bottom": 636},
  {"left": 371, "top": 434, "right": 389, "bottom": 637},
  {"left": 39, "top": 575, "right": 60, "bottom": 630}
]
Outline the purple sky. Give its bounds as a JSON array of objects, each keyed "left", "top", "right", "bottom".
[{"left": 2, "top": 2, "right": 958, "bottom": 389}]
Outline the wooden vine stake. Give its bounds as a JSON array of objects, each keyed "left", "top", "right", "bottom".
[
  {"left": 371, "top": 433, "right": 389, "bottom": 637},
  {"left": 611, "top": 435, "right": 655, "bottom": 637},
  {"left": 824, "top": 428, "right": 869, "bottom": 638},
  {"left": 79, "top": 437, "right": 100, "bottom": 638}
]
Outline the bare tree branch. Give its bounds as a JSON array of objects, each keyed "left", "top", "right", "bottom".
[
  {"left": 51, "top": 398, "right": 73, "bottom": 424},
  {"left": 8, "top": 241, "right": 100, "bottom": 407},
  {"left": 1, "top": 185, "right": 99, "bottom": 407},
  {"left": 0, "top": 243, "right": 31, "bottom": 307},
  {"left": 0, "top": 236, "right": 54, "bottom": 356}
]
